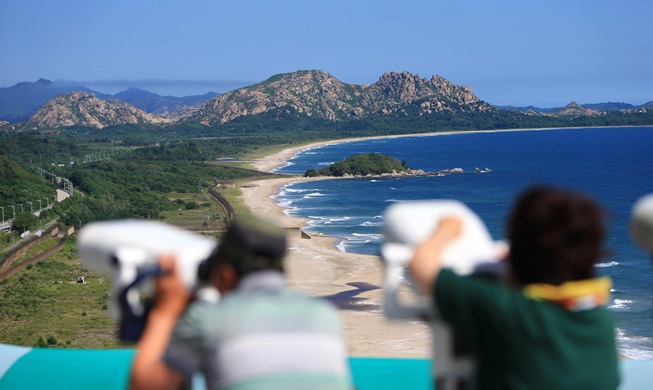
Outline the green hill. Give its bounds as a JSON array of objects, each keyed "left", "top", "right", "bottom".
[
  {"left": 304, "top": 152, "right": 409, "bottom": 177},
  {"left": 0, "top": 148, "right": 54, "bottom": 207}
]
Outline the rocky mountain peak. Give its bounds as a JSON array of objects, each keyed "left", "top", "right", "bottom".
[
  {"left": 372, "top": 71, "right": 430, "bottom": 99},
  {"left": 25, "top": 92, "right": 171, "bottom": 129},
  {"left": 196, "top": 69, "right": 364, "bottom": 124},
  {"left": 192, "top": 70, "right": 493, "bottom": 126},
  {"left": 557, "top": 101, "right": 599, "bottom": 116}
]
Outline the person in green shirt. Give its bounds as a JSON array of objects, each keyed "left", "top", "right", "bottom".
[{"left": 409, "top": 186, "right": 620, "bottom": 389}]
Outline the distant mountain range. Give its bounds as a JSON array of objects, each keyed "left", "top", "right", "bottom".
[
  {"left": 0, "top": 79, "right": 218, "bottom": 123},
  {"left": 112, "top": 88, "right": 218, "bottom": 117},
  {"left": 496, "top": 101, "right": 653, "bottom": 114},
  {"left": 1, "top": 71, "right": 651, "bottom": 129}
]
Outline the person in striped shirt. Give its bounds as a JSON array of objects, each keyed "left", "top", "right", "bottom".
[{"left": 130, "top": 216, "right": 352, "bottom": 390}]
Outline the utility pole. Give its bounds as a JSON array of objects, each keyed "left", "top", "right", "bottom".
[
  {"left": 44, "top": 197, "right": 49, "bottom": 208},
  {"left": 37, "top": 200, "right": 42, "bottom": 211},
  {"left": 9, "top": 205, "right": 15, "bottom": 220},
  {"left": 0, "top": 207, "right": 4, "bottom": 225},
  {"left": 27, "top": 202, "right": 33, "bottom": 214}
]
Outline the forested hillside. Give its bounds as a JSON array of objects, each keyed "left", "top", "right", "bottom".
[{"left": 0, "top": 149, "right": 54, "bottom": 209}]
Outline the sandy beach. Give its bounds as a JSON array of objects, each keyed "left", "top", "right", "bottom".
[
  {"left": 240, "top": 138, "right": 434, "bottom": 358},
  {"left": 240, "top": 127, "right": 624, "bottom": 357}
]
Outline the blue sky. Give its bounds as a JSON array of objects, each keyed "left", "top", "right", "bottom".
[{"left": 1, "top": 0, "right": 651, "bottom": 107}]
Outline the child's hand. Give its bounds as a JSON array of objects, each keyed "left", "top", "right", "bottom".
[
  {"left": 154, "top": 254, "right": 190, "bottom": 318},
  {"left": 432, "top": 216, "right": 462, "bottom": 243},
  {"left": 409, "top": 216, "right": 463, "bottom": 295}
]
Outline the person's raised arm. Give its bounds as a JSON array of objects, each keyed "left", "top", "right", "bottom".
[
  {"left": 130, "top": 254, "right": 189, "bottom": 390},
  {"left": 408, "top": 217, "right": 462, "bottom": 296}
]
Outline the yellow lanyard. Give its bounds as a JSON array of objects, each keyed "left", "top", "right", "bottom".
[{"left": 523, "top": 277, "right": 612, "bottom": 311}]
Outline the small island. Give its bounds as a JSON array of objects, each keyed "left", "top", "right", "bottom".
[
  {"left": 304, "top": 152, "right": 409, "bottom": 177},
  {"left": 304, "top": 152, "right": 492, "bottom": 178}
]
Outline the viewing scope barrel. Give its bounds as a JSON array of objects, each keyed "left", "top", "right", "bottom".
[
  {"left": 78, "top": 219, "right": 218, "bottom": 342},
  {"left": 381, "top": 200, "right": 507, "bottom": 388}
]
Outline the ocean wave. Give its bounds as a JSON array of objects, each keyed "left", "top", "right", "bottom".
[
  {"left": 318, "top": 161, "right": 335, "bottom": 166},
  {"left": 351, "top": 233, "right": 384, "bottom": 240},
  {"left": 373, "top": 215, "right": 383, "bottom": 219},
  {"left": 609, "top": 299, "right": 633, "bottom": 310},
  {"left": 326, "top": 217, "right": 351, "bottom": 223},
  {"left": 270, "top": 160, "right": 295, "bottom": 173},
  {"left": 277, "top": 200, "right": 294, "bottom": 207},
  {"left": 302, "top": 192, "right": 327, "bottom": 199},
  {"left": 595, "top": 261, "right": 619, "bottom": 268},
  {"left": 281, "top": 206, "right": 299, "bottom": 217},
  {"left": 283, "top": 187, "right": 311, "bottom": 193},
  {"left": 358, "top": 221, "right": 384, "bottom": 227},
  {"left": 308, "top": 216, "right": 352, "bottom": 224},
  {"left": 335, "top": 234, "right": 383, "bottom": 251},
  {"left": 616, "top": 328, "right": 653, "bottom": 360},
  {"left": 284, "top": 186, "right": 325, "bottom": 194}
]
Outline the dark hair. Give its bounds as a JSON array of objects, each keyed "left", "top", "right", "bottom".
[
  {"left": 507, "top": 186, "right": 606, "bottom": 285},
  {"left": 199, "top": 217, "right": 286, "bottom": 281}
]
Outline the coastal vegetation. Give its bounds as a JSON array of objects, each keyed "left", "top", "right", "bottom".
[
  {"left": 0, "top": 239, "right": 121, "bottom": 349},
  {"left": 304, "top": 153, "right": 409, "bottom": 177},
  {"left": 1, "top": 71, "right": 653, "bottom": 348},
  {"left": 0, "top": 148, "right": 54, "bottom": 209},
  {"left": 0, "top": 132, "right": 255, "bottom": 346}
]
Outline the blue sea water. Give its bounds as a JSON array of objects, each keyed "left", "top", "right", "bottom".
[{"left": 273, "top": 126, "right": 653, "bottom": 359}]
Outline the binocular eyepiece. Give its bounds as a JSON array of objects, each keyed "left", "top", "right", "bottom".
[
  {"left": 78, "top": 219, "right": 218, "bottom": 342},
  {"left": 631, "top": 194, "right": 653, "bottom": 256},
  {"left": 381, "top": 200, "right": 507, "bottom": 385}
]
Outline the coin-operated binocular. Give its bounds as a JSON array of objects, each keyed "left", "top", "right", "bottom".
[
  {"left": 631, "top": 194, "right": 653, "bottom": 256},
  {"left": 381, "top": 200, "right": 507, "bottom": 389},
  {"left": 78, "top": 220, "right": 218, "bottom": 342}
]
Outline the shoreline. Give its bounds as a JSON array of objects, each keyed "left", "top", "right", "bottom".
[
  {"left": 239, "top": 125, "right": 650, "bottom": 358},
  {"left": 251, "top": 125, "right": 650, "bottom": 173},
  {"left": 240, "top": 176, "right": 431, "bottom": 357}
]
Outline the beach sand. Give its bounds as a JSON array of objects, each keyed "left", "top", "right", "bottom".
[{"left": 240, "top": 141, "right": 432, "bottom": 358}]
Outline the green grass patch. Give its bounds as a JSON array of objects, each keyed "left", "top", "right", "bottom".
[
  {"left": 243, "top": 143, "right": 295, "bottom": 160},
  {"left": 161, "top": 190, "right": 228, "bottom": 232},
  {"left": 0, "top": 241, "right": 123, "bottom": 349},
  {"left": 219, "top": 187, "right": 251, "bottom": 217},
  {"left": 12, "top": 238, "right": 59, "bottom": 267}
]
